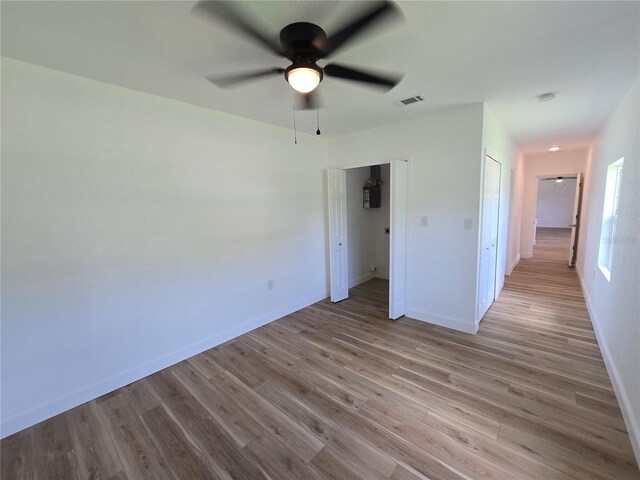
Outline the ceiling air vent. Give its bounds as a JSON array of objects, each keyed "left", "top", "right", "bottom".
[{"left": 393, "top": 94, "right": 425, "bottom": 108}]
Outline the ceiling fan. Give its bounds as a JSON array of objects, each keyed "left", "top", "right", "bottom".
[
  {"left": 192, "top": 1, "right": 403, "bottom": 108},
  {"left": 541, "top": 176, "right": 578, "bottom": 183}
]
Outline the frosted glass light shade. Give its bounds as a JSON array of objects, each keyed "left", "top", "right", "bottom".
[{"left": 287, "top": 68, "right": 320, "bottom": 93}]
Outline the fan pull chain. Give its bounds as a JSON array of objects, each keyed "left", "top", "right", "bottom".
[
  {"left": 316, "top": 90, "right": 321, "bottom": 135},
  {"left": 292, "top": 106, "right": 298, "bottom": 144}
]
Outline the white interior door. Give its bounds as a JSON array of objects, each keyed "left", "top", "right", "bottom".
[
  {"left": 328, "top": 169, "right": 349, "bottom": 302},
  {"left": 478, "top": 156, "right": 501, "bottom": 319},
  {"left": 568, "top": 173, "right": 583, "bottom": 266},
  {"left": 389, "top": 160, "right": 408, "bottom": 319}
]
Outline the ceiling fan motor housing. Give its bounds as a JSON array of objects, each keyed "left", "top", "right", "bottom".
[
  {"left": 279, "top": 22, "right": 327, "bottom": 59},
  {"left": 281, "top": 22, "right": 326, "bottom": 84}
]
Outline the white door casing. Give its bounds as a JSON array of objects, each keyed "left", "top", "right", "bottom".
[
  {"left": 478, "top": 156, "right": 501, "bottom": 320},
  {"left": 389, "top": 160, "right": 408, "bottom": 319},
  {"left": 327, "top": 169, "right": 349, "bottom": 302}
]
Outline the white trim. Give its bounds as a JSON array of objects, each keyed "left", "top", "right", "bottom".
[
  {"left": 0, "top": 292, "right": 326, "bottom": 439},
  {"left": 406, "top": 308, "right": 478, "bottom": 335},
  {"left": 576, "top": 267, "right": 640, "bottom": 465},
  {"left": 349, "top": 272, "right": 376, "bottom": 289},
  {"left": 509, "top": 253, "right": 521, "bottom": 275}
]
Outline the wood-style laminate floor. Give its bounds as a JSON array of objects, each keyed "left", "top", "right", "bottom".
[{"left": 2, "top": 231, "right": 639, "bottom": 479}]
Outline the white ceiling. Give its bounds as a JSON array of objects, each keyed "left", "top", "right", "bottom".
[{"left": 2, "top": 1, "right": 638, "bottom": 153}]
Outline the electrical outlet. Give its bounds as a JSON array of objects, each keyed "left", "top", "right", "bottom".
[
  {"left": 464, "top": 218, "right": 473, "bottom": 230},
  {"left": 421, "top": 216, "right": 428, "bottom": 227},
  {"left": 370, "top": 266, "right": 377, "bottom": 273},
  {"left": 267, "top": 279, "right": 274, "bottom": 290}
]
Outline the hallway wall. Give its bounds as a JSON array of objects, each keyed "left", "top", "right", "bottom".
[
  {"left": 535, "top": 177, "right": 577, "bottom": 228},
  {"left": 481, "top": 105, "right": 523, "bottom": 297},
  {"left": 576, "top": 77, "right": 640, "bottom": 462}
]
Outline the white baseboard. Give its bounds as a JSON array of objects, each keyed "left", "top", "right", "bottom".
[
  {"left": 576, "top": 267, "right": 640, "bottom": 465},
  {"left": 522, "top": 251, "right": 533, "bottom": 259},
  {"left": 0, "top": 292, "right": 326, "bottom": 439},
  {"left": 349, "top": 272, "right": 376, "bottom": 289},
  {"left": 405, "top": 308, "right": 478, "bottom": 335},
  {"left": 508, "top": 254, "right": 521, "bottom": 275}
]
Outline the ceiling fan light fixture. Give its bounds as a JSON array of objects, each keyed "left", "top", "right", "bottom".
[
  {"left": 556, "top": 177, "right": 563, "bottom": 183},
  {"left": 286, "top": 66, "right": 321, "bottom": 93},
  {"left": 548, "top": 145, "right": 561, "bottom": 152}
]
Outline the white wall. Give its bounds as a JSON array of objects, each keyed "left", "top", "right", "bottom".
[
  {"left": 509, "top": 155, "right": 525, "bottom": 273},
  {"left": 328, "top": 103, "right": 485, "bottom": 334},
  {"left": 535, "top": 178, "right": 577, "bottom": 228},
  {"left": 520, "top": 149, "right": 587, "bottom": 257},
  {"left": 481, "top": 105, "right": 522, "bottom": 299},
  {"left": 346, "top": 166, "right": 375, "bottom": 287},
  {"left": 576, "top": 78, "right": 640, "bottom": 463},
  {"left": 0, "top": 58, "right": 329, "bottom": 437}
]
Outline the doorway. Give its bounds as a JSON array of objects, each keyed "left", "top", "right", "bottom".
[
  {"left": 533, "top": 174, "right": 582, "bottom": 265},
  {"left": 327, "top": 160, "right": 408, "bottom": 320}
]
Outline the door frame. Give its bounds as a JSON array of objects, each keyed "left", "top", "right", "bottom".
[
  {"left": 530, "top": 171, "right": 580, "bottom": 258},
  {"left": 327, "top": 159, "right": 409, "bottom": 320}
]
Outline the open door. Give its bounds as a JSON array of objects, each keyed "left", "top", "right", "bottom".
[
  {"left": 568, "top": 173, "right": 583, "bottom": 266},
  {"left": 327, "top": 169, "right": 349, "bottom": 302},
  {"left": 478, "top": 156, "right": 501, "bottom": 319},
  {"left": 389, "top": 160, "right": 408, "bottom": 319}
]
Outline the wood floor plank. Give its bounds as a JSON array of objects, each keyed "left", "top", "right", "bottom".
[
  {"left": 0, "top": 429, "right": 34, "bottom": 480},
  {"left": 65, "top": 402, "right": 123, "bottom": 480},
  {"left": 205, "top": 368, "right": 326, "bottom": 463},
  {"left": 97, "top": 391, "right": 176, "bottom": 480},
  {"left": 140, "top": 404, "right": 219, "bottom": 480},
  {"left": 244, "top": 431, "right": 322, "bottom": 480},
  {"left": 310, "top": 446, "right": 375, "bottom": 480},
  {"left": 145, "top": 369, "right": 267, "bottom": 480},
  {"left": 1, "top": 227, "right": 638, "bottom": 479},
  {"left": 254, "top": 379, "right": 398, "bottom": 478},
  {"left": 31, "top": 414, "right": 78, "bottom": 480},
  {"left": 173, "top": 361, "right": 264, "bottom": 447}
]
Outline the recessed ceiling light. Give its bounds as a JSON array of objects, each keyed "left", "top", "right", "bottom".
[
  {"left": 548, "top": 146, "right": 561, "bottom": 152},
  {"left": 537, "top": 92, "right": 557, "bottom": 102}
]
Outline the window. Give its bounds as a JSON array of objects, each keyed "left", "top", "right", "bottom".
[{"left": 598, "top": 158, "right": 623, "bottom": 281}]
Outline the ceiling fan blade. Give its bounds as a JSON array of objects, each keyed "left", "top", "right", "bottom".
[
  {"left": 205, "top": 68, "right": 284, "bottom": 88},
  {"left": 321, "top": 1, "right": 400, "bottom": 57},
  {"left": 324, "top": 63, "right": 402, "bottom": 90},
  {"left": 192, "top": 1, "right": 283, "bottom": 56}
]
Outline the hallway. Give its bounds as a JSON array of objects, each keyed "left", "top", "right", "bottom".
[
  {"left": 2, "top": 247, "right": 639, "bottom": 479},
  {"left": 534, "top": 226, "right": 573, "bottom": 261}
]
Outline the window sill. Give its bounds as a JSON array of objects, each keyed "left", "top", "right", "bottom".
[{"left": 599, "top": 265, "right": 611, "bottom": 282}]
